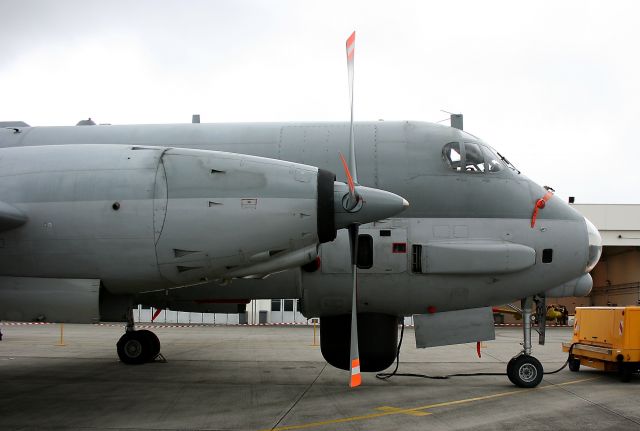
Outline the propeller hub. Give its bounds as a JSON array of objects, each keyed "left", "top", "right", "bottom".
[{"left": 341, "top": 193, "right": 363, "bottom": 212}]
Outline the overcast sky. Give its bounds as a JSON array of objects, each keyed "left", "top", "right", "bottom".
[{"left": 1, "top": 0, "right": 638, "bottom": 204}]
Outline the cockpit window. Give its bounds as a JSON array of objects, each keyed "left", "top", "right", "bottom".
[
  {"left": 481, "top": 145, "right": 504, "bottom": 172},
  {"left": 442, "top": 141, "right": 514, "bottom": 174},
  {"left": 464, "top": 142, "right": 485, "bottom": 173},
  {"left": 496, "top": 151, "right": 520, "bottom": 174},
  {"left": 442, "top": 142, "right": 462, "bottom": 171}
]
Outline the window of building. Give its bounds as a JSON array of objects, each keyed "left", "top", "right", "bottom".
[
  {"left": 271, "top": 299, "right": 281, "bottom": 311},
  {"left": 442, "top": 142, "right": 462, "bottom": 171},
  {"left": 283, "top": 299, "right": 294, "bottom": 312}
]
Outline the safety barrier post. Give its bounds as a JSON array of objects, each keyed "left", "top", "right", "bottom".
[
  {"left": 56, "top": 323, "right": 66, "bottom": 346},
  {"left": 311, "top": 318, "right": 319, "bottom": 346}
]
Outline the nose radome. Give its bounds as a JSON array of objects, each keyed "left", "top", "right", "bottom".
[{"left": 585, "top": 217, "right": 602, "bottom": 273}]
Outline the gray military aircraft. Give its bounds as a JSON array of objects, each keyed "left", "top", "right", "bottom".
[{"left": 0, "top": 33, "right": 601, "bottom": 388}]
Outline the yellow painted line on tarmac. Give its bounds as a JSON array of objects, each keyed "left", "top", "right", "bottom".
[
  {"left": 265, "top": 377, "right": 600, "bottom": 431},
  {"left": 375, "top": 406, "right": 432, "bottom": 416}
]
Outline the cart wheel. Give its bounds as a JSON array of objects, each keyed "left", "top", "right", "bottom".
[{"left": 568, "top": 357, "right": 580, "bottom": 372}]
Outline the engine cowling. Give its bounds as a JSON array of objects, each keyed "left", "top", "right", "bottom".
[{"left": 152, "top": 147, "right": 336, "bottom": 285}]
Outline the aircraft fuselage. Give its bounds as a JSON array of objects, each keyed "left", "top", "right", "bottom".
[{"left": 0, "top": 121, "right": 598, "bottom": 317}]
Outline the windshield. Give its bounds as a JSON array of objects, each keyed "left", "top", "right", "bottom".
[
  {"left": 442, "top": 142, "right": 462, "bottom": 171},
  {"left": 464, "top": 142, "right": 486, "bottom": 173},
  {"left": 481, "top": 145, "right": 503, "bottom": 173},
  {"left": 495, "top": 149, "right": 520, "bottom": 174},
  {"left": 442, "top": 141, "right": 520, "bottom": 175}
]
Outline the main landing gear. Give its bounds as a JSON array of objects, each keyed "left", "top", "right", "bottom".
[
  {"left": 116, "top": 309, "right": 162, "bottom": 365},
  {"left": 507, "top": 296, "right": 545, "bottom": 388}
]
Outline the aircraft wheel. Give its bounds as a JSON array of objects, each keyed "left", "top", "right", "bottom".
[
  {"left": 117, "top": 331, "right": 152, "bottom": 365},
  {"left": 506, "top": 356, "right": 519, "bottom": 385},
  {"left": 568, "top": 357, "right": 580, "bottom": 372},
  {"left": 510, "top": 355, "right": 543, "bottom": 388},
  {"left": 137, "top": 330, "right": 161, "bottom": 361}
]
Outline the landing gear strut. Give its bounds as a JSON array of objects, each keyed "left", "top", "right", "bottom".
[
  {"left": 507, "top": 296, "right": 544, "bottom": 388},
  {"left": 116, "top": 308, "right": 161, "bottom": 365}
]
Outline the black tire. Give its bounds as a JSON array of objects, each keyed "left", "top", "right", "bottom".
[
  {"left": 117, "top": 331, "right": 152, "bottom": 365},
  {"left": 506, "top": 356, "right": 519, "bottom": 385},
  {"left": 568, "top": 357, "right": 580, "bottom": 372},
  {"left": 137, "top": 330, "right": 161, "bottom": 361},
  {"left": 619, "top": 363, "right": 633, "bottom": 383},
  {"left": 510, "top": 355, "right": 544, "bottom": 388}
]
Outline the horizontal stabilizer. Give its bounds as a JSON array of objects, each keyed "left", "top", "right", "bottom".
[{"left": 0, "top": 201, "right": 27, "bottom": 232}]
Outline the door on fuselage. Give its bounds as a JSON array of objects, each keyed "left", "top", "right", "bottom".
[{"left": 320, "top": 227, "right": 408, "bottom": 274}]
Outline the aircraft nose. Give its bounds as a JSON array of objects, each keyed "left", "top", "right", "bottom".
[{"left": 585, "top": 217, "right": 602, "bottom": 272}]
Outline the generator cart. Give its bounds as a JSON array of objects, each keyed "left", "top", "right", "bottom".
[{"left": 563, "top": 306, "right": 640, "bottom": 382}]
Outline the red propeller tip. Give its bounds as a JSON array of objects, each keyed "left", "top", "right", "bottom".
[{"left": 346, "top": 31, "right": 355, "bottom": 61}]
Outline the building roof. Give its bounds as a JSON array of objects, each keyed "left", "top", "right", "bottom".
[{"left": 572, "top": 204, "right": 640, "bottom": 246}]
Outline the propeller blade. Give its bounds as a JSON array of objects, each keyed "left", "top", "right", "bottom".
[
  {"left": 339, "top": 152, "right": 355, "bottom": 195},
  {"left": 339, "top": 152, "right": 359, "bottom": 211},
  {"left": 348, "top": 224, "right": 361, "bottom": 387},
  {"left": 346, "top": 31, "right": 358, "bottom": 186},
  {"left": 345, "top": 31, "right": 362, "bottom": 388}
]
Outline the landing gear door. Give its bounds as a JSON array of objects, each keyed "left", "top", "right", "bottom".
[{"left": 359, "top": 227, "right": 407, "bottom": 274}]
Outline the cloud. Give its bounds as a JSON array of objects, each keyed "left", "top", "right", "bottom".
[{"left": 1, "top": 0, "right": 638, "bottom": 202}]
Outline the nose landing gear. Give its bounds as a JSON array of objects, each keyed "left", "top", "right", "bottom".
[
  {"left": 507, "top": 296, "right": 545, "bottom": 388},
  {"left": 116, "top": 309, "right": 162, "bottom": 365}
]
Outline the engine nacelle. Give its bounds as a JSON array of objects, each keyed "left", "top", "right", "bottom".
[{"left": 0, "top": 145, "right": 337, "bottom": 293}]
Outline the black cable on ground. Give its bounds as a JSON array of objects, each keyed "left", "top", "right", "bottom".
[{"left": 376, "top": 321, "right": 576, "bottom": 381}]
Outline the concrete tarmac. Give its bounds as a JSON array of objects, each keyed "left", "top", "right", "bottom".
[{"left": 0, "top": 323, "right": 639, "bottom": 431}]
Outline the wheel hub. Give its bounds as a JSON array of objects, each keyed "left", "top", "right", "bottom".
[
  {"left": 125, "top": 339, "right": 143, "bottom": 358},
  {"left": 518, "top": 363, "right": 537, "bottom": 382}
]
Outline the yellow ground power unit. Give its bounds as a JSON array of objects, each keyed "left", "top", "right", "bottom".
[{"left": 562, "top": 306, "right": 640, "bottom": 381}]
